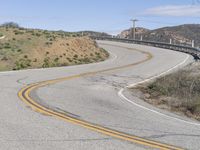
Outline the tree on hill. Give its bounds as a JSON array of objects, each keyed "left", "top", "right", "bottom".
[{"left": 1, "top": 22, "right": 20, "bottom": 28}]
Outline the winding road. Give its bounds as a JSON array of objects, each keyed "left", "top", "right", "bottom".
[{"left": 1, "top": 41, "right": 200, "bottom": 150}]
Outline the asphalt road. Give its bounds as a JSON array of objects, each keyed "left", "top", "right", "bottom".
[{"left": 0, "top": 40, "right": 200, "bottom": 150}]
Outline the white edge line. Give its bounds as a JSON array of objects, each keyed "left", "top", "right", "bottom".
[
  {"left": 104, "top": 49, "right": 117, "bottom": 63},
  {"left": 118, "top": 54, "right": 200, "bottom": 126}
]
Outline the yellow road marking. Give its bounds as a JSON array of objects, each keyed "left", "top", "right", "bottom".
[{"left": 18, "top": 43, "right": 183, "bottom": 150}]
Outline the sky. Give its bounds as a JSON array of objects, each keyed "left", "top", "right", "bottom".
[{"left": 0, "top": 0, "right": 200, "bottom": 35}]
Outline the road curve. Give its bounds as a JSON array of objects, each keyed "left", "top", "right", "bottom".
[{"left": 0, "top": 41, "right": 199, "bottom": 150}]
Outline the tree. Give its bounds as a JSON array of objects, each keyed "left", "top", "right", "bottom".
[{"left": 1, "top": 22, "right": 20, "bottom": 28}]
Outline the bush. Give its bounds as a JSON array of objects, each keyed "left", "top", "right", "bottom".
[
  {"left": 4, "top": 43, "right": 11, "bottom": 49},
  {"left": 46, "top": 51, "right": 50, "bottom": 55},
  {"left": 78, "top": 58, "right": 91, "bottom": 63},
  {"left": 14, "top": 30, "right": 24, "bottom": 35},
  {"left": 17, "top": 49, "right": 22, "bottom": 52},
  {"left": 45, "top": 42, "right": 52, "bottom": 45},
  {"left": 24, "top": 55, "right": 28, "bottom": 59},
  {"left": 73, "top": 54, "right": 78, "bottom": 58},
  {"left": 54, "top": 57, "right": 59, "bottom": 62},
  {"left": 66, "top": 57, "right": 72, "bottom": 62},
  {"left": 42, "top": 57, "right": 50, "bottom": 68},
  {"left": 14, "top": 58, "right": 31, "bottom": 70},
  {"left": 95, "top": 52, "right": 100, "bottom": 55}
]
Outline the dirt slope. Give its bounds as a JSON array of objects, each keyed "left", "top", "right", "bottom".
[{"left": 0, "top": 26, "right": 109, "bottom": 71}]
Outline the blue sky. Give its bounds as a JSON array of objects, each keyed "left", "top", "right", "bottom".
[{"left": 0, "top": 0, "right": 200, "bottom": 34}]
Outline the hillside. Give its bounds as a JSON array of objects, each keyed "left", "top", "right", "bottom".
[
  {"left": 0, "top": 26, "right": 109, "bottom": 71},
  {"left": 119, "top": 27, "right": 149, "bottom": 39},
  {"left": 118, "top": 24, "right": 200, "bottom": 48}
]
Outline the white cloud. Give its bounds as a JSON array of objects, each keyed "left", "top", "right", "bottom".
[{"left": 144, "top": 5, "right": 200, "bottom": 17}]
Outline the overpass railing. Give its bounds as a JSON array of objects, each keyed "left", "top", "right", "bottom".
[{"left": 91, "top": 36, "right": 200, "bottom": 60}]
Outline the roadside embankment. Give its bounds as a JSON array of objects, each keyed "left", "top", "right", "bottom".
[{"left": 130, "top": 62, "right": 200, "bottom": 121}]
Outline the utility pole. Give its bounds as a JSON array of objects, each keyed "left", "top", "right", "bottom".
[{"left": 130, "top": 19, "right": 138, "bottom": 40}]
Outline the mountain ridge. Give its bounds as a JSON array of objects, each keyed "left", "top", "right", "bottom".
[{"left": 117, "top": 24, "right": 200, "bottom": 48}]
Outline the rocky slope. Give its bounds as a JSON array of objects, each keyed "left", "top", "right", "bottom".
[{"left": 118, "top": 24, "right": 200, "bottom": 48}]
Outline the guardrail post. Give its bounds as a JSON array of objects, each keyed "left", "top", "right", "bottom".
[
  {"left": 140, "top": 35, "right": 143, "bottom": 41},
  {"left": 192, "top": 40, "right": 195, "bottom": 48}
]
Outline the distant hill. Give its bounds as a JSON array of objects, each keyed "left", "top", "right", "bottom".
[
  {"left": 77, "top": 31, "right": 111, "bottom": 37},
  {"left": 118, "top": 24, "right": 200, "bottom": 48}
]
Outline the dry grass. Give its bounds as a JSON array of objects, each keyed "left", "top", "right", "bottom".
[
  {"left": 134, "top": 63, "right": 200, "bottom": 120},
  {"left": 0, "top": 26, "right": 109, "bottom": 71}
]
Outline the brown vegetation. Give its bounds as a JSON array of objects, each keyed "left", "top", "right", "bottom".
[{"left": 132, "top": 63, "right": 200, "bottom": 120}]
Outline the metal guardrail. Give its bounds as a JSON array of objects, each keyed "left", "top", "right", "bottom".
[{"left": 91, "top": 36, "right": 200, "bottom": 60}]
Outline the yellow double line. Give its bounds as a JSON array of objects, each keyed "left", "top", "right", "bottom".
[{"left": 18, "top": 44, "right": 183, "bottom": 150}]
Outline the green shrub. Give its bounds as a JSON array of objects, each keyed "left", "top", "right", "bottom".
[
  {"left": 66, "top": 57, "right": 72, "bottom": 62},
  {"left": 73, "top": 54, "right": 78, "bottom": 58},
  {"left": 14, "top": 30, "right": 24, "bottom": 35},
  {"left": 95, "top": 52, "right": 100, "bottom": 55},
  {"left": 17, "top": 49, "right": 22, "bottom": 52},
  {"left": 14, "top": 58, "right": 31, "bottom": 70},
  {"left": 54, "top": 57, "right": 59, "bottom": 62},
  {"left": 42, "top": 57, "right": 50, "bottom": 68},
  {"left": 45, "top": 42, "right": 52, "bottom": 45},
  {"left": 4, "top": 43, "right": 11, "bottom": 49}
]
